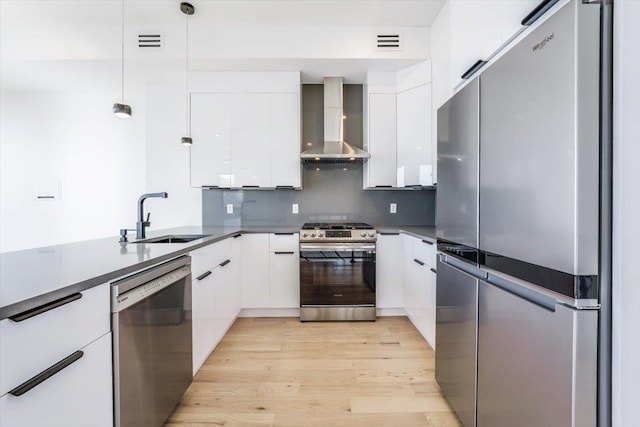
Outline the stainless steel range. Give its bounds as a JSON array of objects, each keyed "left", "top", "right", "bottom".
[{"left": 299, "top": 222, "right": 377, "bottom": 321}]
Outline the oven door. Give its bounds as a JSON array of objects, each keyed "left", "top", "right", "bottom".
[{"left": 299, "top": 243, "right": 376, "bottom": 307}]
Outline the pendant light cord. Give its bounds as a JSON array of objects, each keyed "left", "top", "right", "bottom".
[
  {"left": 121, "top": 0, "right": 125, "bottom": 103},
  {"left": 186, "top": 11, "right": 190, "bottom": 135}
]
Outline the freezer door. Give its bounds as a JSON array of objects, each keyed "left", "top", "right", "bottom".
[
  {"left": 435, "top": 257, "right": 478, "bottom": 427},
  {"left": 477, "top": 279, "right": 597, "bottom": 427},
  {"left": 479, "top": 2, "right": 600, "bottom": 275},
  {"left": 436, "top": 79, "right": 479, "bottom": 248}
]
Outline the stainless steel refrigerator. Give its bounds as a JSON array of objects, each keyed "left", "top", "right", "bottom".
[{"left": 435, "top": 1, "right": 611, "bottom": 426}]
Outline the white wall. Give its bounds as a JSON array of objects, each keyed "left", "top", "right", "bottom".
[
  {"left": 0, "top": 92, "right": 146, "bottom": 252},
  {"left": 612, "top": 1, "right": 640, "bottom": 425}
]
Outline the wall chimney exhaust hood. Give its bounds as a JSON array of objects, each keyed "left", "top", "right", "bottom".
[{"left": 301, "top": 77, "right": 370, "bottom": 162}]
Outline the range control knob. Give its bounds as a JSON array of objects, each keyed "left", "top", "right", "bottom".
[
  {"left": 302, "top": 232, "right": 308, "bottom": 238},
  {"left": 368, "top": 231, "right": 375, "bottom": 237},
  {"left": 318, "top": 232, "right": 324, "bottom": 237},
  {"left": 310, "top": 232, "right": 316, "bottom": 238},
  {"left": 360, "top": 231, "right": 367, "bottom": 237}
]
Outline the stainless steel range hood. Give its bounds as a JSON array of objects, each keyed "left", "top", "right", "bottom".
[{"left": 300, "top": 77, "right": 370, "bottom": 162}]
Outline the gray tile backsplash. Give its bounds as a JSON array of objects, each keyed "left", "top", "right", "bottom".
[
  {"left": 202, "top": 84, "right": 436, "bottom": 227},
  {"left": 203, "top": 163, "right": 435, "bottom": 227}
]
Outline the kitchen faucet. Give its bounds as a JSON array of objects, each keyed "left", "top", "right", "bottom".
[{"left": 136, "top": 192, "right": 168, "bottom": 239}]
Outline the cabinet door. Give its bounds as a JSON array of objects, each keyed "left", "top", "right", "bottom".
[
  {"left": 214, "top": 258, "right": 237, "bottom": 345},
  {"left": 241, "top": 234, "right": 270, "bottom": 308},
  {"left": 270, "top": 93, "right": 301, "bottom": 188},
  {"left": 501, "top": 0, "right": 538, "bottom": 43},
  {"left": 269, "top": 251, "right": 300, "bottom": 308},
  {"left": 376, "top": 234, "right": 403, "bottom": 308},
  {"left": 366, "top": 93, "right": 397, "bottom": 188},
  {"left": 450, "top": 0, "right": 502, "bottom": 87},
  {"left": 231, "top": 94, "right": 272, "bottom": 187},
  {"left": 192, "top": 267, "right": 216, "bottom": 374},
  {"left": 397, "top": 84, "right": 432, "bottom": 186},
  {"left": 425, "top": 267, "right": 437, "bottom": 347},
  {"left": 231, "top": 235, "right": 243, "bottom": 315},
  {"left": 0, "top": 333, "right": 113, "bottom": 427},
  {"left": 190, "top": 93, "right": 232, "bottom": 187}
]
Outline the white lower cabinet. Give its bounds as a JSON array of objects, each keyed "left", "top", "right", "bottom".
[
  {"left": 192, "top": 262, "right": 217, "bottom": 374},
  {"left": 376, "top": 233, "right": 404, "bottom": 308},
  {"left": 241, "top": 234, "right": 271, "bottom": 308},
  {"left": 191, "top": 238, "right": 240, "bottom": 374},
  {"left": 0, "top": 332, "right": 113, "bottom": 427},
  {"left": 402, "top": 235, "right": 437, "bottom": 348},
  {"left": 269, "top": 251, "right": 300, "bottom": 308}
]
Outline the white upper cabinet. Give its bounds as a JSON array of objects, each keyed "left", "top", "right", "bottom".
[
  {"left": 363, "top": 65, "right": 434, "bottom": 188},
  {"left": 431, "top": 0, "right": 543, "bottom": 99},
  {"left": 189, "top": 72, "right": 301, "bottom": 189},
  {"left": 231, "top": 93, "right": 272, "bottom": 188},
  {"left": 501, "top": 0, "right": 541, "bottom": 42},
  {"left": 190, "top": 93, "right": 232, "bottom": 188},
  {"left": 270, "top": 93, "right": 301, "bottom": 188},
  {"left": 449, "top": 0, "right": 503, "bottom": 87},
  {"left": 396, "top": 61, "right": 433, "bottom": 187},
  {"left": 363, "top": 72, "right": 397, "bottom": 188}
]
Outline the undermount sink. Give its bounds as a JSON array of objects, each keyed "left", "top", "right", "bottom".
[{"left": 133, "top": 234, "right": 211, "bottom": 244}]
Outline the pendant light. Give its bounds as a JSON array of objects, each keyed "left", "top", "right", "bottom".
[
  {"left": 113, "top": 0, "right": 132, "bottom": 118},
  {"left": 180, "top": 2, "right": 195, "bottom": 146}
]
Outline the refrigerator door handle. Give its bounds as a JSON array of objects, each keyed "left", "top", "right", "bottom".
[
  {"left": 441, "top": 254, "right": 488, "bottom": 280},
  {"left": 485, "top": 274, "right": 557, "bottom": 312}
]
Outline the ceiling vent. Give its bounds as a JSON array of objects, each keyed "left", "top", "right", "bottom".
[
  {"left": 375, "top": 33, "right": 402, "bottom": 50},
  {"left": 137, "top": 33, "right": 164, "bottom": 50}
]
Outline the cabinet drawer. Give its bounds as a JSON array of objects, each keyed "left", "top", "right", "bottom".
[
  {"left": 0, "top": 284, "right": 109, "bottom": 396},
  {"left": 0, "top": 332, "right": 113, "bottom": 427},
  {"left": 269, "top": 233, "right": 299, "bottom": 252},
  {"left": 413, "top": 237, "right": 436, "bottom": 267},
  {"left": 191, "top": 238, "right": 232, "bottom": 277}
]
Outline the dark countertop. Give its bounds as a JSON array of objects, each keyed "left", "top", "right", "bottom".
[{"left": 0, "top": 225, "right": 436, "bottom": 320}]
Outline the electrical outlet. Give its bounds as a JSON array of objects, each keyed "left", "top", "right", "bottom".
[
  {"left": 390, "top": 203, "right": 397, "bottom": 214},
  {"left": 226, "top": 204, "right": 233, "bottom": 214},
  {"left": 292, "top": 203, "right": 299, "bottom": 214}
]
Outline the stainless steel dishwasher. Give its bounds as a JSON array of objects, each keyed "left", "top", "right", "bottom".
[{"left": 111, "top": 255, "right": 192, "bottom": 427}]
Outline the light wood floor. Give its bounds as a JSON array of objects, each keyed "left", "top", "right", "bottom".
[{"left": 166, "top": 316, "right": 461, "bottom": 427}]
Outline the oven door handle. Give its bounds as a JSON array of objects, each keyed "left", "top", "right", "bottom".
[{"left": 299, "top": 243, "right": 376, "bottom": 252}]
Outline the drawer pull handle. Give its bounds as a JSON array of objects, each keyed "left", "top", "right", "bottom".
[
  {"left": 414, "top": 259, "right": 425, "bottom": 266},
  {"left": 274, "top": 232, "right": 295, "bottom": 235},
  {"left": 421, "top": 239, "right": 434, "bottom": 245},
  {"left": 220, "top": 259, "right": 231, "bottom": 267},
  {"left": 232, "top": 233, "right": 241, "bottom": 239},
  {"left": 430, "top": 268, "right": 437, "bottom": 274},
  {"left": 521, "top": 0, "right": 559, "bottom": 26},
  {"left": 196, "top": 271, "right": 212, "bottom": 281},
  {"left": 9, "top": 293, "right": 83, "bottom": 322},
  {"left": 9, "top": 351, "right": 84, "bottom": 397},
  {"left": 379, "top": 232, "right": 400, "bottom": 236},
  {"left": 461, "top": 59, "right": 488, "bottom": 80},
  {"left": 274, "top": 251, "right": 295, "bottom": 255}
]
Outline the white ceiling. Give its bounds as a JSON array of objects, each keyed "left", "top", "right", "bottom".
[{"left": 0, "top": 0, "right": 445, "bottom": 90}]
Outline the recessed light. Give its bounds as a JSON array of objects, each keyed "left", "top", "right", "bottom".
[
  {"left": 349, "top": 157, "right": 355, "bottom": 161},
  {"left": 315, "top": 157, "right": 321, "bottom": 161},
  {"left": 307, "top": 142, "right": 313, "bottom": 146}
]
